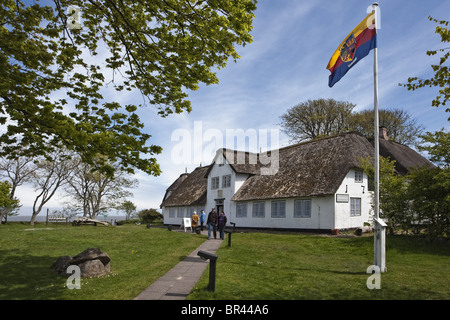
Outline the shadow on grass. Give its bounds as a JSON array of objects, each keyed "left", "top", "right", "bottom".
[
  {"left": 337, "top": 234, "right": 450, "bottom": 257},
  {"left": 0, "top": 249, "right": 68, "bottom": 300}
]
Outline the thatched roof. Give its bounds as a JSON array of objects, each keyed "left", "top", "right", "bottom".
[
  {"left": 160, "top": 165, "right": 210, "bottom": 207},
  {"left": 204, "top": 149, "right": 265, "bottom": 177},
  {"left": 377, "top": 138, "right": 435, "bottom": 175},
  {"left": 160, "top": 173, "right": 189, "bottom": 206},
  {"left": 231, "top": 133, "right": 374, "bottom": 201}
]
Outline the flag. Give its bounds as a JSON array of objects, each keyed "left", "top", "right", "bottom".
[{"left": 326, "top": 12, "right": 377, "bottom": 88}]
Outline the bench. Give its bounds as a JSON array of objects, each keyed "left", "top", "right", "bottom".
[{"left": 47, "top": 214, "right": 68, "bottom": 223}]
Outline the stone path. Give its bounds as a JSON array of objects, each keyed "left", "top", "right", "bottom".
[{"left": 134, "top": 230, "right": 223, "bottom": 300}]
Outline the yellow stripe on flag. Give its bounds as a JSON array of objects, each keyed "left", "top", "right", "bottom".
[{"left": 326, "top": 13, "right": 375, "bottom": 70}]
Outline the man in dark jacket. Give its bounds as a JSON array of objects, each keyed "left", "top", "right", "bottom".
[{"left": 207, "top": 208, "right": 218, "bottom": 239}]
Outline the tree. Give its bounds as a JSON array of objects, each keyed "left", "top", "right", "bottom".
[
  {"left": 0, "top": 0, "right": 257, "bottom": 175},
  {"left": 359, "top": 156, "right": 410, "bottom": 234},
  {"left": 280, "top": 99, "right": 355, "bottom": 142},
  {"left": 116, "top": 200, "right": 137, "bottom": 221},
  {"left": 30, "top": 150, "right": 75, "bottom": 225},
  {"left": 0, "top": 154, "right": 36, "bottom": 222},
  {"left": 0, "top": 181, "right": 20, "bottom": 224},
  {"left": 359, "top": 130, "right": 450, "bottom": 240},
  {"left": 65, "top": 156, "right": 138, "bottom": 219},
  {"left": 280, "top": 99, "right": 422, "bottom": 145},
  {"left": 349, "top": 108, "right": 424, "bottom": 146},
  {"left": 401, "top": 17, "right": 450, "bottom": 119},
  {"left": 417, "top": 129, "right": 450, "bottom": 168},
  {"left": 411, "top": 130, "right": 450, "bottom": 240},
  {"left": 406, "top": 166, "right": 449, "bottom": 240}
]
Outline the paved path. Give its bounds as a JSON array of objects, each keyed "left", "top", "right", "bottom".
[{"left": 134, "top": 230, "right": 223, "bottom": 300}]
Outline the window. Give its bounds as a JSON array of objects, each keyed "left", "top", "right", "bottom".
[
  {"left": 350, "top": 198, "right": 361, "bottom": 216},
  {"left": 177, "top": 207, "right": 185, "bottom": 218},
  {"left": 211, "top": 176, "right": 219, "bottom": 189},
  {"left": 294, "top": 199, "right": 311, "bottom": 218},
  {"left": 271, "top": 200, "right": 286, "bottom": 218},
  {"left": 169, "top": 208, "right": 176, "bottom": 218},
  {"left": 222, "top": 174, "right": 231, "bottom": 188},
  {"left": 197, "top": 206, "right": 205, "bottom": 214},
  {"left": 355, "top": 170, "right": 363, "bottom": 183},
  {"left": 252, "top": 202, "right": 265, "bottom": 218},
  {"left": 236, "top": 203, "right": 247, "bottom": 218}
]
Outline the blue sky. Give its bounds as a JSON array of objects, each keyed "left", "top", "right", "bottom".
[{"left": 15, "top": 0, "right": 450, "bottom": 214}]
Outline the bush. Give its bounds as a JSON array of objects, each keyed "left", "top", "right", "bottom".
[{"left": 138, "top": 209, "right": 162, "bottom": 224}]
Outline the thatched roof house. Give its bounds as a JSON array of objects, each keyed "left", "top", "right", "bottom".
[{"left": 161, "top": 132, "right": 434, "bottom": 231}]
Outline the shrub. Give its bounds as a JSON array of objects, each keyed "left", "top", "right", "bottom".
[{"left": 138, "top": 209, "right": 162, "bottom": 224}]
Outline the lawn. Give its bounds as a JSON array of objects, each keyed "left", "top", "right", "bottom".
[
  {"left": 0, "top": 223, "right": 205, "bottom": 300},
  {"left": 0, "top": 224, "right": 448, "bottom": 300},
  {"left": 187, "top": 232, "right": 450, "bottom": 300}
]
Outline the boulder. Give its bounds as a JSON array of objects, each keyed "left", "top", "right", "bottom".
[
  {"left": 51, "top": 248, "right": 111, "bottom": 278},
  {"left": 51, "top": 256, "right": 72, "bottom": 274},
  {"left": 70, "top": 248, "right": 111, "bottom": 266},
  {"left": 79, "top": 259, "right": 108, "bottom": 278}
]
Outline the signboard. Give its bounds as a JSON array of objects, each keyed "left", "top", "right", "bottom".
[
  {"left": 181, "top": 218, "right": 192, "bottom": 232},
  {"left": 336, "top": 194, "right": 349, "bottom": 203}
]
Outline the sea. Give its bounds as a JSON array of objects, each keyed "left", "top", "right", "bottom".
[{"left": 4, "top": 206, "right": 127, "bottom": 223}]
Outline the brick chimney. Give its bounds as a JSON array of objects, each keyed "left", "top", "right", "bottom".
[{"left": 379, "top": 126, "right": 389, "bottom": 140}]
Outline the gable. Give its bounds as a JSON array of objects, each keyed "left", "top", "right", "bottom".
[{"left": 204, "top": 148, "right": 263, "bottom": 178}]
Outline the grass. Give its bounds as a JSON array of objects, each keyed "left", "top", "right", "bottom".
[
  {"left": 187, "top": 232, "right": 450, "bottom": 300},
  {"left": 1, "top": 224, "right": 449, "bottom": 300},
  {"left": 0, "top": 223, "right": 205, "bottom": 300}
]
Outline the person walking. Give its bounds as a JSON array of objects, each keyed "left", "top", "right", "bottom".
[
  {"left": 218, "top": 211, "right": 227, "bottom": 240},
  {"left": 191, "top": 211, "right": 199, "bottom": 233},
  {"left": 199, "top": 210, "right": 206, "bottom": 231},
  {"left": 207, "top": 208, "right": 218, "bottom": 239}
]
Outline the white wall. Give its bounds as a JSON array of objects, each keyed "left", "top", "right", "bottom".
[
  {"left": 230, "top": 196, "right": 335, "bottom": 230},
  {"left": 162, "top": 205, "right": 206, "bottom": 226},
  {"left": 334, "top": 169, "right": 373, "bottom": 229},
  {"left": 205, "top": 161, "right": 250, "bottom": 226}
]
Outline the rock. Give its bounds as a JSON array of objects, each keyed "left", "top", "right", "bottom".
[
  {"left": 51, "top": 248, "right": 111, "bottom": 278},
  {"left": 51, "top": 256, "right": 72, "bottom": 274},
  {"left": 70, "top": 248, "right": 111, "bottom": 266},
  {"left": 79, "top": 260, "right": 108, "bottom": 278}
]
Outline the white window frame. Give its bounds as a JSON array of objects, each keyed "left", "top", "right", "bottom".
[
  {"left": 271, "top": 200, "right": 286, "bottom": 218},
  {"left": 236, "top": 202, "right": 247, "bottom": 218},
  {"left": 169, "top": 208, "right": 176, "bottom": 218},
  {"left": 350, "top": 198, "right": 361, "bottom": 216},
  {"left": 252, "top": 202, "right": 265, "bottom": 218},
  {"left": 211, "top": 176, "right": 219, "bottom": 189},
  {"left": 222, "top": 174, "right": 231, "bottom": 188},
  {"left": 294, "top": 199, "right": 312, "bottom": 218},
  {"left": 355, "top": 170, "right": 363, "bottom": 183},
  {"left": 177, "top": 207, "right": 185, "bottom": 218}
]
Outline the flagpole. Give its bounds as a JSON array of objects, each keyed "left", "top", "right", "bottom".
[
  {"left": 373, "top": 2, "right": 379, "bottom": 223},
  {"left": 372, "top": 2, "right": 386, "bottom": 273}
]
